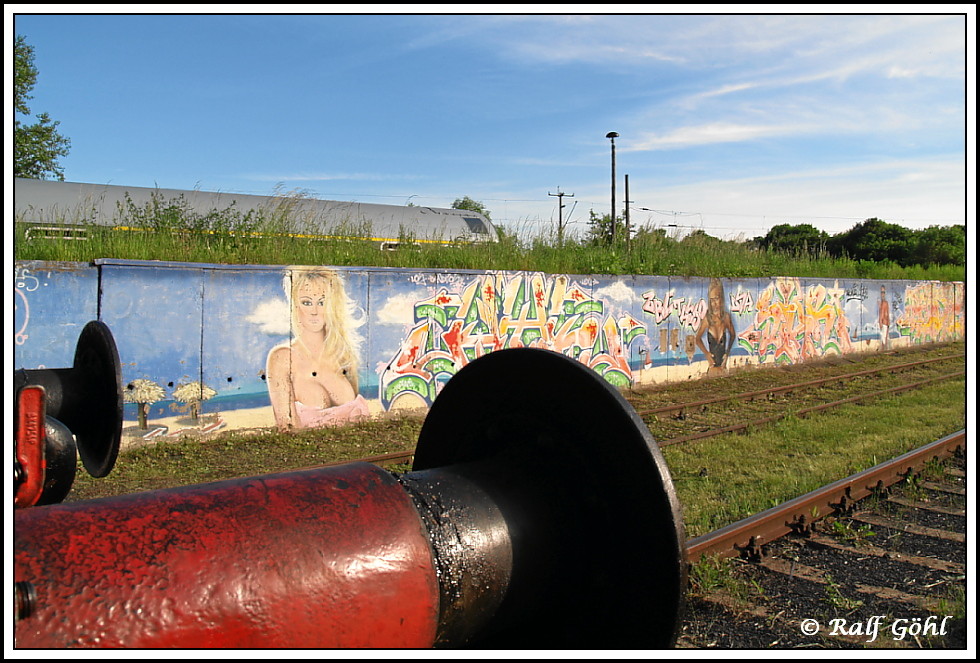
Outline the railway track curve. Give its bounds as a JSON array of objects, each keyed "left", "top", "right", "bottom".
[{"left": 680, "top": 433, "right": 966, "bottom": 649}]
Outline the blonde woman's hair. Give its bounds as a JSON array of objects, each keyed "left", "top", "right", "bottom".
[{"left": 283, "top": 266, "right": 364, "bottom": 380}]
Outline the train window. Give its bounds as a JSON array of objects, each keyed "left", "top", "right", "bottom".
[{"left": 462, "top": 217, "right": 489, "bottom": 234}]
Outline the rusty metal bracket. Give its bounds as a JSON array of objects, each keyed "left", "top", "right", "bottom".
[
  {"left": 734, "top": 535, "right": 765, "bottom": 562},
  {"left": 868, "top": 479, "right": 891, "bottom": 499},
  {"left": 830, "top": 486, "right": 856, "bottom": 515},
  {"left": 786, "top": 514, "right": 813, "bottom": 537}
]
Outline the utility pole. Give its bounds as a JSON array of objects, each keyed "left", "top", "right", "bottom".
[
  {"left": 549, "top": 188, "right": 574, "bottom": 246},
  {"left": 624, "top": 174, "right": 632, "bottom": 252},
  {"left": 606, "top": 132, "right": 619, "bottom": 244}
]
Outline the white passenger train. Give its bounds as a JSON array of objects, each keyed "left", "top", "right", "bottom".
[{"left": 14, "top": 178, "right": 497, "bottom": 247}]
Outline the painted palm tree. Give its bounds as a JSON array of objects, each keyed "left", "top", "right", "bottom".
[
  {"left": 172, "top": 381, "right": 217, "bottom": 422},
  {"left": 123, "top": 378, "right": 166, "bottom": 430}
]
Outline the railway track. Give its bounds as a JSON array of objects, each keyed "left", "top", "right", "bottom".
[
  {"left": 630, "top": 353, "right": 964, "bottom": 447},
  {"left": 346, "top": 346, "right": 966, "bottom": 649},
  {"left": 679, "top": 432, "right": 966, "bottom": 649},
  {"left": 344, "top": 350, "right": 965, "bottom": 469},
  {"left": 643, "top": 349, "right": 968, "bottom": 649}
]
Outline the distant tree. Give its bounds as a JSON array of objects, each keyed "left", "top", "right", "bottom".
[
  {"left": 911, "top": 224, "right": 966, "bottom": 266},
  {"left": 123, "top": 379, "right": 166, "bottom": 430},
  {"left": 172, "top": 381, "right": 217, "bottom": 422},
  {"left": 827, "top": 218, "right": 915, "bottom": 266},
  {"left": 632, "top": 225, "right": 673, "bottom": 245},
  {"left": 585, "top": 209, "right": 627, "bottom": 246},
  {"left": 451, "top": 196, "right": 492, "bottom": 222},
  {"left": 680, "top": 228, "right": 722, "bottom": 244},
  {"left": 758, "top": 223, "right": 830, "bottom": 256},
  {"left": 14, "top": 35, "right": 71, "bottom": 180},
  {"left": 677, "top": 228, "right": 730, "bottom": 253}
]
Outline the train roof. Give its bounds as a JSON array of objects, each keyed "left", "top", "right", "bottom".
[{"left": 14, "top": 178, "right": 497, "bottom": 243}]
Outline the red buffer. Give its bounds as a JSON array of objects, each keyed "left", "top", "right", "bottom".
[
  {"left": 15, "top": 463, "right": 440, "bottom": 648},
  {"left": 14, "top": 320, "right": 123, "bottom": 507},
  {"left": 14, "top": 348, "right": 686, "bottom": 649}
]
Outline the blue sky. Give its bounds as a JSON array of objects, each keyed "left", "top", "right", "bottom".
[{"left": 9, "top": 9, "right": 972, "bottom": 240}]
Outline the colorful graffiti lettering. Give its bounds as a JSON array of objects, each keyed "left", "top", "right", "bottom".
[
  {"left": 895, "top": 282, "right": 963, "bottom": 344},
  {"left": 737, "top": 278, "right": 852, "bottom": 364},
  {"left": 640, "top": 290, "right": 707, "bottom": 330},
  {"left": 729, "top": 290, "right": 755, "bottom": 315},
  {"left": 379, "top": 272, "right": 647, "bottom": 409}
]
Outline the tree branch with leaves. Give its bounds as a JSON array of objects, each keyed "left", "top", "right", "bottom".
[{"left": 15, "top": 34, "right": 71, "bottom": 180}]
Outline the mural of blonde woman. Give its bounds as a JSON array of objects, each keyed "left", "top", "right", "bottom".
[
  {"left": 266, "top": 267, "right": 368, "bottom": 430},
  {"left": 694, "top": 277, "right": 736, "bottom": 374}
]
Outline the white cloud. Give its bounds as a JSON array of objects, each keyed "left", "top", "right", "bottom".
[
  {"left": 683, "top": 82, "right": 760, "bottom": 106},
  {"left": 375, "top": 291, "right": 425, "bottom": 325},
  {"left": 247, "top": 298, "right": 290, "bottom": 335},
  {"left": 595, "top": 280, "right": 636, "bottom": 304},
  {"left": 626, "top": 157, "right": 966, "bottom": 238}
]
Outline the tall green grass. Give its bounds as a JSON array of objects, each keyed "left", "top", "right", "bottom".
[
  {"left": 13, "top": 194, "right": 965, "bottom": 281},
  {"left": 666, "top": 377, "right": 966, "bottom": 537}
]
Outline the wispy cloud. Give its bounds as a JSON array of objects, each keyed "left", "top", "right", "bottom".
[
  {"left": 626, "top": 156, "right": 966, "bottom": 236},
  {"left": 244, "top": 172, "right": 426, "bottom": 182},
  {"left": 480, "top": 14, "right": 964, "bottom": 78},
  {"left": 626, "top": 122, "right": 811, "bottom": 151}
]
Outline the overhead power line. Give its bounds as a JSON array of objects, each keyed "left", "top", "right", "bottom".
[{"left": 548, "top": 188, "right": 575, "bottom": 245}]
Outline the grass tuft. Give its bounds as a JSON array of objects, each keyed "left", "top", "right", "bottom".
[
  {"left": 14, "top": 194, "right": 965, "bottom": 281},
  {"left": 666, "top": 377, "right": 965, "bottom": 537}
]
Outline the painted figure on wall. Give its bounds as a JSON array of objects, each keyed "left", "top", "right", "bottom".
[
  {"left": 878, "top": 285, "right": 891, "bottom": 348},
  {"left": 266, "top": 266, "right": 368, "bottom": 430},
  {"left": 694, "top": 278, "right": 736, "bottom": 373}
]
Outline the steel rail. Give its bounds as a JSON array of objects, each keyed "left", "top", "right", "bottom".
[
  {"left": 685, "top": 429, "right": 967, "bottom": 563},
  {"left": 635, "top": 354, "right": 964, "bottom": 418},
  {"left": 334, "top": 371, "right": 963, "bottom": 472},
  {"left": 317, "top": 448, "right": 416, "bottom": 468},
  {"left": 658, "top": 371, "right": 964, "bottom": 447}
]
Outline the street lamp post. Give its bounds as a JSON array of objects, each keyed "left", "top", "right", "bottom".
[{"left": 606, "top": 132, "right": 619, "bottom": 243}]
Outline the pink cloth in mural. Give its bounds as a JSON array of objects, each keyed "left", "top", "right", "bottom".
[{"left": 295, "top": 394, "right": 370, "bottom": 428}]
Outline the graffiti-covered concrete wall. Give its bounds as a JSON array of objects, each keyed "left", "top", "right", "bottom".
[{"left": 14, "top": 259, "right": 965, "bottom": 449}]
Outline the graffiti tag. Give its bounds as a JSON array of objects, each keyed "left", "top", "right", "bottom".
[
  {"left": 14, "top": 267, "right": 42, "bottom": 345},
  {"left": 640, "top": 291, "right": 707, "bottom": 330},
  {"left": 845, "top": 283, "right": 868, "bottom": 303},
  {"left": 379, "top": 272, "right": 646, "bottom": 409},
  {"left": 737, "top": 277, "right": 852, "bottom": 364},
  {"left": 729, "top": 291, "right": 754, "bottom": 314},
  {"left": 896, "top": 282, "right": 962, "bottom": 344}
]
